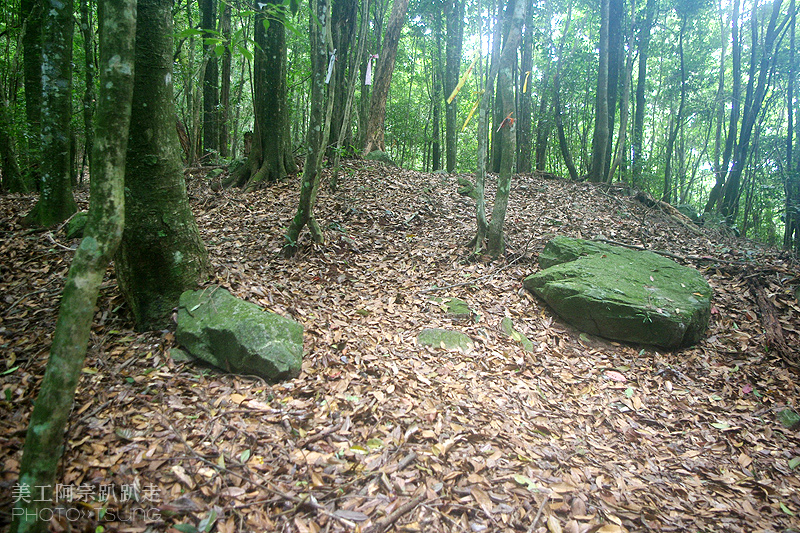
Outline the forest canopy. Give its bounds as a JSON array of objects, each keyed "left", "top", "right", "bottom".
[{"left": 0, "top": 0, "right": 798, "bottom": 250}]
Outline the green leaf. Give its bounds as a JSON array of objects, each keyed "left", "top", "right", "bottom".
[
  {"left": 175, "top": 28, "right": 204, "bottom": 39},
  {"left": 173, "top": 524, "right": 199, "bottom": 533},
  {"left": 350, "top": 444, "right": 369, "bottom": 455},
  {"left": 366, "top": 438, "right": 383, "bottom": 450},
  {"left": 240, "top": 449, "right": 251, "bottom": 463},
  {"left": 788, "top": 457, "right": 800, "bottom": 470},
  {"left": 711, "top": 422, "right": 730, "bottom": 430},
  {"left": 624, "top": 387, "right": 634, "bottom": 398},
  {"left": 199, "top": 509, "right": 218, "bottom": 532},
  {"left": 1, "top": 366, "right": 19, "bottom": 375},
  {"left": 780, "top": 502, "right": 795, "bottom": 516},
  {"left": 513, "top": 474, "right": 538, "bottom": 490}
]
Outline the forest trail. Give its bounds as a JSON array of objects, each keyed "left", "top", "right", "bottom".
[{"left": 2, "top": 161, "right": 799, "bottom": 532}]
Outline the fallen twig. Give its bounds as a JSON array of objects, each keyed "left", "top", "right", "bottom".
[{"left": 369, "top": 493, "right": 426, "bottom": 533}]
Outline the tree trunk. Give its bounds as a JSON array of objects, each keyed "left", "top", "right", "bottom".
[
  {"left": 431, "top": 13, "right": 443, "bottom": 171},
  {"left": 444, "top": 0, "right": 464, "bottom": 173},
  {"left": 705, "top": 0, "right": 740, "bottom": 212},
  {"left": 285, "top": 0, "right": 334, "bottom": 257},
  {"left": 21, "top": 0, "right": 43, "bottom": 187},
  {"left": 201, "top": 0, "right": 219, "bottom": 161},
  {"left": 785, "top": 0, "right": 799, "bottom": 253},
  {"left": 631, "top": 0, "right": 656, "bottom": 186},
  {"left": 24, "top": 0, "right": 77, "bottom": 226},
  {"left": 603, "top": 0, "right": 623, "bottom": 180},
  {"left": 719, "top": 0, "right": 785, "bottom": 222},
  {"left": 474, "top": 0, "right": 524, "bottom": 258},
  {"left": 553, "top": 1, "right": 578, "bottom": 180},
  {"left": 228, "top": 1, "right": 296, "bottom": 189},
  {"left": 80, "top": 0, "right": 95, "bottom": 181},
  {"left": 0, "top": 90, "right": 27, "bottom": 192},
  {"left": 662, "top": 19, "right": 687, "bottom": 204},
  {"left": 10, "top": 0, "right": 136, "bottom": 530},
  {"left": 115, "top": 0, "right": 209, "bottom": 331},
  {"left": 588, "top": 0, "right": 610, "bottom": 182},
  {"left": 362, "top": 0, "right": 410, "bottom": 155},
  {"left": 330, "top": 0, "right": 369, "bottom": 191},
  {"left": 327, "top": 0, "right": 358, "bottom": 160},
  {"left": 219, "top": 0, "right": 231, "bottom": 158},
  {"left": 517, "top": 0, "right": 533, "bottom": 173}
]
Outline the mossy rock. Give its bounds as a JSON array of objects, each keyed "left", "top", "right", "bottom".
[
  {"left": 417, "top": 328, "right": 474, "bottom": 353},
  {"left": 65, "top": 211, "right": 88, "bottom": 240},
  {"left": 365, "top": 150, "right": 397, "bottom": 166},
  {"left": 432, "top": 297, "right": 473, "bottom": 319},
  {"left": 525, "top": 236, "right": 712, "bottom": 349}
]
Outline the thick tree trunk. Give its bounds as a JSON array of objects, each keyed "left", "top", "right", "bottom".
[
  {"left": 10, "top": 0, "right": 136, "bottom": 531},
  {"left": 285, "top": 0, "right": 333, "bottom": 258},
  {"left": 603, "top": 0, "right": 623, "bottom": 180},
  {"left": 362, "top": 0, "right": 410, "bottom": 155},
  {"left": 115, "top": 0, "right": 209, "bottom": 331},
  {"left": 444, "top": 0, "right": 464, "bottom": 173},
  {"left": 202, "top": 0, "right": 218, "bottom": 160},
  {"left": 228, "top": 1, "right": 296, "bottom": 189},
  {"left": 588, "top": 0, "right": 610, "bottom": 182},
  {"left": 327, "top": 0, "right": 358, "bottom": 160},
  {"left": 24, "top": 0, "right": 77, "bottom": 226}
]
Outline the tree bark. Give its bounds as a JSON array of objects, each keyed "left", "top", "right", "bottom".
[
  {"left": 785, "top": 0, "right": 799, "bottom": 254},
  {"left": 719, "top": 0, "right": 786, "bottom": 222},
  {"left": 631, "top": 0, "right": 655, "bottom": 186},
  {"left": 115, "top": 0, "right": 209, "bottom": 331},
  {"left": 553, "top": 1, "right": 578, "bottom": 180},
  {"left": 285, "top": 0, "right": 333, "bottom": 258},
  {"left": 228, "top": 1, "right": 296, "bottom": 189},
  {"left": 362, "top": 0, "right": 410, "bottom": 155},
  {"left": 201, "top": 0, "right": 219, "bottom": 161},
  {"left": 21, "top": 0, "right": 43, "bottom": 187},
  {"left": 10, "top": 0, "right": 136, "bottom": 530},
  {"left": 588, "top": 0, "right": 610, "bottom": 182},
  {"left": 24, "top": 0, "right": 78, "bottom": 226},
  {"left": 474, "top": 0, "right": 524, "bottom": 258},
  {"left": 517, "top": 0, "right": 534, "bottom": 173},
  {"left": 444, "top": 0, "right": 464, "bottom": 173},
  {"left": 80, "top": 0, "right": 95, "bottom": 180},
  {"left": 0, "top": 90, "right": 27, "bottom": 192},
  {"left": 327, "top": 0, "right": 358, "bottom": 159},
  {"left": 219, "top": 0, "right": 231, "bottom": 158}
]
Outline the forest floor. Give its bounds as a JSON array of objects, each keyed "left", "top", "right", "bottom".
[{"left": 1, "top": 160, "right": 800, "bottom": 533}]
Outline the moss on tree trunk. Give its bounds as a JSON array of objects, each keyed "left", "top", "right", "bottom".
[{"left": 115, "top": 0, "right": 209, "bottom": 331}]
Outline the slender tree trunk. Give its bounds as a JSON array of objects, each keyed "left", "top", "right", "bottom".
[
  {"left": 631, "top": 0, "right": 656, "bottom": 186},
  {"left": 444, "top": 0, "right": 464, "bottom": 172},
  {"left": 80, "top": 0, "right": 95, "bottom": 181},
  {"left": 24, "top": 0, "right": 77, "bottom": 226},
  {"left": 431, "top": 13, "right": 443, "bottom": 171},
  {"left": 363, "top": 0, "right": 409, "bottom": 154},
  {"left": 603, "top": 0, "right": 623, "bottom": 180},
  {"left": 327, "top": 0, "right": 358, "bottom": 159},
  {"left": 21, "top": 0, "right": 43, "bottom": 186},
  {"left": 0, "top": 89, "right": 27, "bottom": 192},
  {"left": 330, "top": 0, "right": 369, "bottom": 191},
  {"left": 553, "top": 2, "right": 578, "bottom": 180},
  {"left": 10, "top": 0, "right": 136, "bottom": 530},
  {"left": 201, "top": 0, "right": 218, "bottom": 161},
  {"left": 475, "top": 0, "right": 524, "bottom": 258},
  {"left": 785, "top": 0, "right": 799, "bottom": 253},
  {"left": 719, "top": 0, "right": 785, "bottom": 221},
  {"left": 705, "top": 0, "right": 740, "bottom": 212},
  {"left": 588, "top": 0, "right": 610, "bottom": 182},
  {"left": 115, "top": 0, "right": 209, "bottom": 331},
  {"left": 285, "top": 0, "right": 333, "bottom": 257},
  {"left": 662, "top": 19, "right": 687, "bottom": 204},
  {"left": 517, "top": 0, "right": 534, "bottom": 173},
  {"left": 219, "top": 0, "right": 231, "bottom": 157}
]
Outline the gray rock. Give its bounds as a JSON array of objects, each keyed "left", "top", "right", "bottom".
[
  {"left": 176, "top": 287, "right": 303, "bottom": 381},
  {"left": 365, "top": 150, "right": 397, "bottom": 166},
  {"left": 524, "top": 236, "right": 712, "bottom": 349},
  {"left": 65, "top": 211, "right": 88, "bottom": 240},
  {"left": 417, "top": 328, "right": 474, "bottom": 353}
]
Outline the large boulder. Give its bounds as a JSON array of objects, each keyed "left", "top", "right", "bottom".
[
  {"left": 524, "top": 236, "right": 712, "bottom": 349},
  {"left": 176, "top": 287, "right": 303, "bottom": 381}
]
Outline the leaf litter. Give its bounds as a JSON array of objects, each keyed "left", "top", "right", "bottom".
[{"left": 1, "top": 160, "right": 800, "bottom": 532}]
